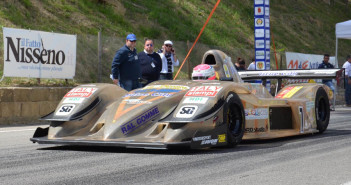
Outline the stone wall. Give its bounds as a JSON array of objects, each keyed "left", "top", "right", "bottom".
[{"left": 0, "top": 87, "right": 72, "bottom": 125}]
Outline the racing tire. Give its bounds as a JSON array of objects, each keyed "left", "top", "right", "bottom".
[
  {"left": 223, "top": 92, "right": 245, "bottom": 147},
  {"left": 315, "top": 87, "right": 330, "bottom": 133}
]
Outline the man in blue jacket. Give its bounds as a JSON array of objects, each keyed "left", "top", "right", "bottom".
[{"left": 111, "top": 33, "right": 141, "bottom": 91}]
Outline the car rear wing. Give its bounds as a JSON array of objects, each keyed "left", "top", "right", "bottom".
[
  {"left": 238, "top": 69, "right": 343, "bottom": 80},
  {"left": 238, "top": 69, "right": 344, "bottom": 89},
  {"left": 238, "top": 69, "right": 344, "bottom": 110}
]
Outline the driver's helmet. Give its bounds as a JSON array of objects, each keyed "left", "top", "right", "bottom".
[{"left": 192, "top": 64, "right": 216, "bottom": 80}]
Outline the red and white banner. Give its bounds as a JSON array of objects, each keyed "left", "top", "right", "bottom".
[
  {"left": 286, "top": 52, "right": 336, "bottom": 69},
  {"left": 185, "top": 86, "right": 222, "bottom": 97},
  {"left": 64, "top": 88, "right": 97, "bottom": 98}
]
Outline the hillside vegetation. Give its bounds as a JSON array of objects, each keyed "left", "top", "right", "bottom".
[{"left": 0, "top": 0, "right": 351, "bottom": 84}]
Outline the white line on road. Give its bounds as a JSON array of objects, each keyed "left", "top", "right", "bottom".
[{"left": 0, "top": 129, "right": 36, "bottom": 133}]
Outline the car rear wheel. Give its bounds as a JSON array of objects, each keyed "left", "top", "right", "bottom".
[
  {"left": 315, "top": 87, "right": 330, "bottom": 133},
  {"left": 223, "top": 92, "right": 245, "bottom": 147}
]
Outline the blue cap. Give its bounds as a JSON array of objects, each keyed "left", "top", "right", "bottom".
[{"left": 126, "top": 33, "right": 137, "bottom": 41}]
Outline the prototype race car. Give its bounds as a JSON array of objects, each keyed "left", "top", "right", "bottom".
[{"left": 31, "top": 50, "right": 338, "bottom": 149}]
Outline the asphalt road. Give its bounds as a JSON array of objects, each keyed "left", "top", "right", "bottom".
[{"left": 1, "top": 107, "right": 351, "bottom": 185}]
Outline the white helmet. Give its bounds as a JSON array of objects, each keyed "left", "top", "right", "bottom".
[{"left": 192, "top": 64, "right": 216, "bottom": 80}]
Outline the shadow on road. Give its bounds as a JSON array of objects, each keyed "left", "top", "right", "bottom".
[{"left": 36, "top": 128, "right": 351, "bottom": 155}]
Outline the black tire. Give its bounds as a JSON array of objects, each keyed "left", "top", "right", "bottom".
[
  {"left": 223, "top": 92, "right": 245, "bottom": 147},
  {"left": 315, "top": 87, "right": 330, "bottom": 133}
]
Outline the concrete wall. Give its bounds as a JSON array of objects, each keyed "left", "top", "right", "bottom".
[{"left": 0, "top": 87, "right": 72, "bottom": 125}]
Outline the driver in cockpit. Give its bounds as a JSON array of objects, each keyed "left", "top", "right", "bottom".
[{"left": 191, "top": 64, "right": 217, "bottom": 80}]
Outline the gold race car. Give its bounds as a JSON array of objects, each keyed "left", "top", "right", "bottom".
[{"left": 31, "top": 50, "right": 338, "bottom": 149}]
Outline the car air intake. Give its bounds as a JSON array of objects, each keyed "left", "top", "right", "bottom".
[{"left": 269, "top": 107, "right": 292, "bottom": 129}]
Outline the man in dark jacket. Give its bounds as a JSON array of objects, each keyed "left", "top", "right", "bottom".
[
  {"left": 318, "top": 54, "right": 335, "bottom": 93},
  {"left": 111, "top": 33, "right": 141, "bottom": 91},
  {"left": 138, "top": 39, "right": 162, "bottom": 87}
]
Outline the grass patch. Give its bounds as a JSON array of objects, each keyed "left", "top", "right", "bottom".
[
  {"left": 1, "top": 0, "right": 351, "bottom": 86},
  {"left": 0, "top": 77, "right": 78, "bottom": 87}
]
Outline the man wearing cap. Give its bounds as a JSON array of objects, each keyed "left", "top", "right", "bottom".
[
  {"left": 111, "top": 33, "right": 141, "bottom": 91},
  {"left": 158, "top": 40, "right": 179, "bottom": 80}
]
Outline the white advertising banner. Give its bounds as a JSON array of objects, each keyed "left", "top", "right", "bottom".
[
  {"left": 3, "top": 27, "right": 76, "bottom": 79},
  {"left": 286, "top": 52, "right": 336, "bottom": 69}
]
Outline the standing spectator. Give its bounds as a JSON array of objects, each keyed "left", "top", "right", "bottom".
[
  {"left": 158, "top": 40, "right": 179, "bottom": 80},
  {"left": 236, "top": 58, "right": 246, "bottom": 71},
  {"left": 318, "top": 54, "right": 335, "bottom": 93},
  {"left": 247, "top": 58, "right": 256, "bottom": 70},
  {"left": 111, "top": 33, "right": 141, "bottom": 91},
  {"left": 138, "top": 39, "right": 162, "bottom": 87},
  {"left": 342, "top": 55, "right": 351, "bottom": 106},
  {"left": 347, "top": 65, "right": 351, "bottom": 107}
]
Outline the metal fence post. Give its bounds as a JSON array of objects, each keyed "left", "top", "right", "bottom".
[
  {"left": 98, "top": 30, "right": 102, "bottom": 83},
  {"left": 187, "top": 40, "right": 191, "bottom": 79}
]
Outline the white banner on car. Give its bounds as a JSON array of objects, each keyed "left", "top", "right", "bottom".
[
  {"left": 286, "top": 52, "right": 336, "bottom": 69},
  {"left": 3, "top": 27, "right": 76, "bottom": 79}
]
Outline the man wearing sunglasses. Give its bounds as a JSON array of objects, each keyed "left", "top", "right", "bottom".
[
  {"left": 158, "top": 40, "right": 179, "bottom": 80},
  {"left": 111, "top": 33, "right": 141, "bottom": 91},
  {"left": 138, "top": 39, "right": 162, "bottom": 87}
]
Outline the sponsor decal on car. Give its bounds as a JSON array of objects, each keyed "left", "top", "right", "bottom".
[
  {"left": 56, "top": 104, "right": 75, "bottom": 115},
  {"left": 183, "top": 97, "right": 208, "bottom": 104},
  {"left": 245, "top": 127, "right": 266, "bottom": 132},
  {"left": 218, "top": 134, "right": 226, "bottom": 143},
  {"left": 135, "top": 89, "right": 180, "bottom": 93},
  {"left": 176, "top": 105, "right": 198, "bottom": 118},
  {"left": 223, "top": 64, "right": 231, "bottom": 77},
  {"left": 63, "top": 97, "right": 85, "bottom": 104},
  {"left": 151, "top": 93, "right": 173, "bottom": 97},
  {"left": 245, "top": 108, "right": 268, "bottom": 120},
  {"left": 185, "top": 86, "right": 222, "bottom": 97},
  {"left": 123, "top": 92, "right": 173, "bottom": 98},
  {"left": 230, "top": 66, "right": 236, "bottom": 75},
  {"left": 275, "top": 86, "right": 303, "bottom": 98},
  {"left": 114, "top": 95, "right": 166, "bottom": 122},
  {"left": 64, "top": 88, "right": 98, "bottom": 98},
  {"left": 143, "top": 85, "right": 189, "bottom": 90},
  {"left": 192, "top": 135, "right": 218, "bottom": 145},
  {"left": 121, "top": 106, "right": 160, "bottom": 135},
  {"left": 259, "top": 71, "right": 298, "bottom": 77},
  {"left": 123, "top": 99, "right": 152, "bottom": 105},
  {"left": 306, "top": 101, "right": 315, "bottom": 112},
  {"left": 123, "top": 93, "right": 150, "bottom": 98},
  {"left": 192, "top": 135, "right": 211, "bottom": 141}
]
